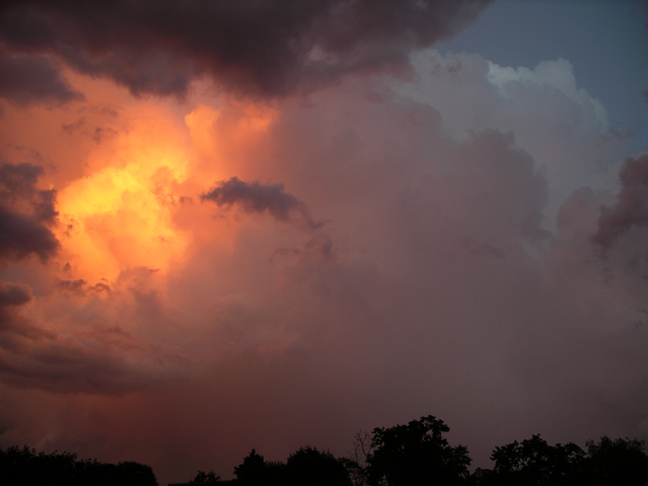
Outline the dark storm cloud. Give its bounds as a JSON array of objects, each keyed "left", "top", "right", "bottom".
[
  {"left": 0, "top": 162, "right": 58, "bottom": 223},
  {"left": 0, "top": 282, "right": 31, "bottom": 307},
  {"left": 0, "top": 0, "right": 491, "bottom": 99},
  {"left": 0, "top": 279, "right": 187, "bottom": 394},
  {"left": 0, "top": 163, "right": 58, "bottom": 263},
  {"left": 55, "top": 278, "right": 87, "bottom": 295},
  {"left": 0, "top": 319, "right": 188, "bottom": 394},
  {"left": 202, "top": 177, "right": 322, "bottom": 229},
  {"left": 0, "top": 206, "right": 58, "bottom": 263},
  {"left": 592, "top": 154, "right": 648, "bottom": 251},
  {"left": 0, "top": 281, "right": 46, "bottom": 340},
  {"left": 0, "top": 50, "right": 83, "bottom": 105},
  {"left": 0, "top": 281, "right": 31, "bottom": 329}
]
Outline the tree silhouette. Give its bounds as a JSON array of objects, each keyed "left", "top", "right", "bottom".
[
  {"left": 583, "top": 436, "right": 648, "bottom": 486},
  {"left": 490, "top": 434, "right": 585, "bottom": 486},
  {"left": 342, "top": 431, "right": 373, "bottom": 486},
  {"left": 233, "top": 449, "right": 286, "bottom": 486},
  {"left": 116, "top": 461, "right": 158, "bottom": 486},
  {"left": 366, "top": 415, "right": 471, "bottom": 486},
  {"left": 189, "top": 469, "right": 221, "bottom": 485},
  {"left": 0, "top": 445, "right": 159, "bottom": 486},
  {"left": 285, "top": 446, "right": 352, "bottom": 486}
]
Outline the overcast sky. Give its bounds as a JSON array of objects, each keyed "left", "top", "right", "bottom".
[{"left": 1, "top": 0, "right": 647, "bottom": 483}]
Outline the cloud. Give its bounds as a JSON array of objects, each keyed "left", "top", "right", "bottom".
[
  {"left": 398, "top": 50, "right": 630, "bottom": 224},
  {"left": 0, "top": 206, "right": 58, "bottom": 263},
  {"left": 0, "top": 162, "right": 57, "bottom": 224},
  {"left": 0, "top": 281, "right": 32, "bottom": 331},
  {"left": 0, "top": 279, "right": 189, "bottom": 395},
  {"left": 592, "top": 154, "right": 648, "bottom": 252},
  {"left": 0, "top": 0, "right": 491, "bottom": 100},
  {"left": 55, "top": 278, "right": 87, "bottom": 295},
  {"left": 0, "top": 282, "right": 31, "bottom": 307},
  {"left": 0, "top": 37, "right": 646, "bottom": 486},
  {"left": 201, "top": 177, "right": 322, "bottom": 229},
  {"left": 0, "top": 50, "right": 84, "bottom": 105},
  {"left": 0, "top": 324, "right": 188, "bottom": 395},
  {"left": 0, "top": 163, "right": 58, "bottom": 263}
]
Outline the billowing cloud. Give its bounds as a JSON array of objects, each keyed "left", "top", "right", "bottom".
[
  {"left": 0, "top": 51, "right": 83, "bottom": 105},
  {"left": 0, "top": 321, "right": 187, "bottom": 395},
  {"left": 0, "top": 163, "right": 58, "bottom": 263},
  {"left": 0, "top": 281, "right": 31, "bottom": 329},
  {"left": 0, "top": 163, "right": 57, "bottom": 223},
  {"left": 0, "top": 276, "right": 189, "bottom": 395},
  {"left": 0, "top": 207, "right": 58, "bottom": 263},
  {"left": 202, "top": 177, "right": 322, "bottom": 229},
  {"left": 0, "top": 5, "right": 646, "bottom": 485},
  {"left": 593, "top": 154, "right": 648, "bottom": 252},
  {"left": 0, "top": 0, "right": 490, "bottom": 100}
]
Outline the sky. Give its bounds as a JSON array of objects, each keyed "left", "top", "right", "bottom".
[{"left": 0, "top": 0, "right": 647, "bottom": 483}]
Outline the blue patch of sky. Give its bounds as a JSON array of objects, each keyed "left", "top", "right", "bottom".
[{"left": 436, "top": 0, "right": 648, "bottom": 152}]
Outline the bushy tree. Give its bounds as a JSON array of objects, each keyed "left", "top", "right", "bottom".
[
  {"left": 490, "top": 434, "right": 585, "bottom": 486},
  {"left": 189, "top": 469, "right": 221, "bottom": 485},
  {"left": 117, "top": 461, "right": 158, "bottom": 486},
  {"left": 583, "top": 436, "right": 648, "bottom": 486},
  {"left": 0, "top": 445, "right": 158, "bottom": 486},
  {"left": 233, "top": 449, "right": 286, "bottom": 486},
  {"left": 366, "top": 415, "right": 471, "bottom": 486},
  {"left": 285, "top": 446, "right": 352, "bottom": 486}
]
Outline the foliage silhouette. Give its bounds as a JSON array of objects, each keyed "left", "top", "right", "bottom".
[
  {"left": 491, "top": 434, "right": 648, "bottom": 486},
  {"left": 233, "top": 446, "right": 351, "bottom": 486},
  {"left": 584, "top": 436, "right": 648, "bottom": 486},
  {"left": 189, "top": 469, "right": 221, "bottom": 485},
  {"left": 233, "top": 449, "right": 287, "bottom": 486},
  {"left": 490, "top": 434, "right": 586, "bottom": 485},
  {"left": 0, "top": 445, "right": 158, "bottom": 486},
  {"left": 5, "top": 416, "right": 648, "bottom": 486},
  {"left": 285, "top": 446, "right": 352, "bottom": 486},
  {"left": 365, "top": 415, "right": 471, "bottom": 486}
]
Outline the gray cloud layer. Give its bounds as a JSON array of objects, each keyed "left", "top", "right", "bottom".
[
  {"left": 0, "top": 0, "right": 490, "bottom": 101},
  {"left": 0, "top": 51, "right": 84, "bottom": 105},
  {"left": 202, "top": 177, "right": 322, "bottom": 229},
  {"left": 0, "top": 5, "right": 646, "bottom": 483},
  {"left": 593, "top": 154, "right": 648, "bottom": 252},
  {"left": 0, "top": 163, "right": 58, "bottom": 263}
]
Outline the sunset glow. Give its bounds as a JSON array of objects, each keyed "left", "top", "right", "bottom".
[
  {"left": 0, "top": 1, "right": 647, "bottom": 484},
  {"left": 55, "top": 105, "right": 192, "bottom": 281}
]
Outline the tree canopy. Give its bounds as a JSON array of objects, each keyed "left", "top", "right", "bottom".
[
  {"left": 366, "top": 415, "right": 471, "bottom": 486},
  {"left": 4, "top": 416, "right": 648, "bottom": 486},
  {"left": 491, "top": 434, "right": 648, "bottom": 486},
  {"left": 0, "top": 445, "right": 157, "bottom": 486},
  {"left": 232, "top": 446, "right": 351, "bottom": 486}
]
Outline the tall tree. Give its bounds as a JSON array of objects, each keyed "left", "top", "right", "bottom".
[
  {"left": 584, "top": 436, "right": 648, "bottom": 486},
  {"left": 366, "top": 415, "right": 471, "bottom": 486},
  {"left": 490, "top": 434, "right": 585, "bottom": 486},
  {"left": 285, "top": 446, "right": 352, "bottom": 486},
  {"left": 233, "top": 449, "right": 286, "bottom": 486}
]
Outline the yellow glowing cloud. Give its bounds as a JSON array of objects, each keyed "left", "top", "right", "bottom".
[
  {"left": 55, "top": 97, "right": 277, "bottom": 284},
  {"left": 57, "top": 104, "right": 191, "bottom": 283}
]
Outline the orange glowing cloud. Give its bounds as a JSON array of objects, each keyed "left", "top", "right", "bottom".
[
  {"left": 52, "top": 94, "right": 278, "bottom": 284},
  {"left": 56, "top": 103, "right": 192, "bottom": 283}
]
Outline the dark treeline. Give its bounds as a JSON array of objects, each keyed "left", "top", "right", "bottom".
[
  {"left": 2, "top": 415, "right": 648, "bottom": 486},
  {"left": 0, "top": 445, "right": 157, "bottom": 486},
  {"left": 188, "top": 415, "right": 648, "bottom": 486}
]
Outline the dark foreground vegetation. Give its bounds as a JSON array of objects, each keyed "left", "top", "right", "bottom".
[
  {"left": 2, "top": 415, "right": 647, "bottom": 486},
  {"left": 0, "top": 445, "right": 156, "bottom": 486}
]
